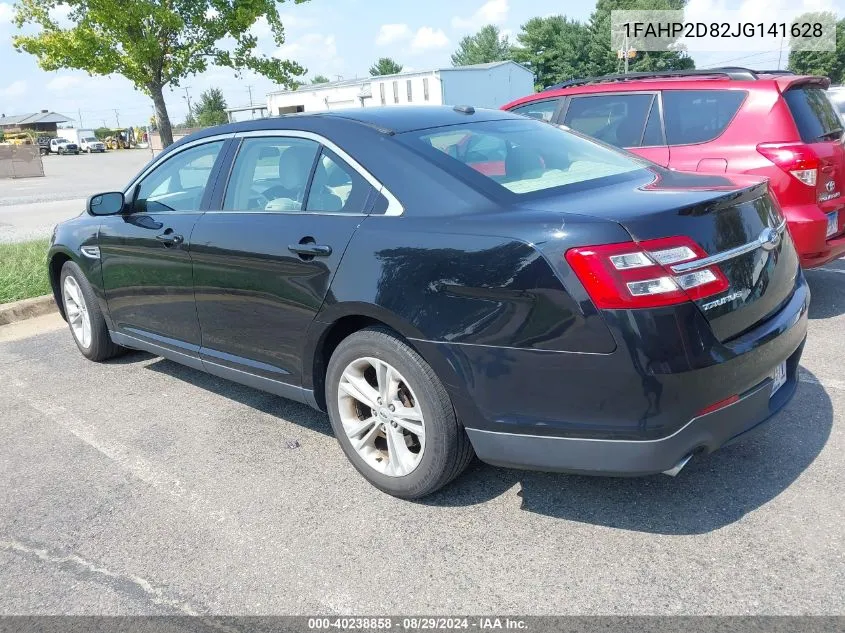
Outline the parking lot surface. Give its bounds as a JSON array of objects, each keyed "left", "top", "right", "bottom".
[
  {"left": 0, "top": 261, "right": 843, "bottom": 615},
  {"left": 0, "top": 150, "right": 151, "bottom": 243}
]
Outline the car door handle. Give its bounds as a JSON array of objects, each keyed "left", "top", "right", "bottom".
[
  {"left": 288, "top": 243, "right": 332, "bottom": 257},
  {"left": 156, "top": 231, "right": 184, "bottom": 246}
]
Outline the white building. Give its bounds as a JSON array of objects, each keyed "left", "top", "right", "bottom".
[{"left": 265, "top": 61, "right": 534, "bottom": 116}]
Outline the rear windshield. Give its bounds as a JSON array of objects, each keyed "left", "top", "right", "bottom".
[
  {"left": 398, "top": 119, "right": 643, "bottom": 195},
  {"left": 784, "top": 86, "right": 843, "bottom": 142}
]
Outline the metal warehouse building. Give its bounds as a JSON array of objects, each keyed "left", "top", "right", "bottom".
[{"left": 264, "top": 61, "right": 534, "bottom": 116}]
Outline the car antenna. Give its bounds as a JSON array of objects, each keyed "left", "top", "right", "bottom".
[{"left": 453, "top": 105, "right": 475, "bottom": 114}]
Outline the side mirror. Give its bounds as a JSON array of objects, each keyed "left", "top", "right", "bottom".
[{"left": 87, "top": 191, "right": 125, "bottom": 216}]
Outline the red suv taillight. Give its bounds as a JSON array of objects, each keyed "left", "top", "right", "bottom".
[
  {"left": 565, "top": 237, "right": 729, "bottom": 309},
  {"left": 756, "top": 142, "right": 819, "bottom": 186}
]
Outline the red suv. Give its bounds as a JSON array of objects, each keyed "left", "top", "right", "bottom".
[{"left": 503, "top": 67, "right": 845, "bottom": 268}]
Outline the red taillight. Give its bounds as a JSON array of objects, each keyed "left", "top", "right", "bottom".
[
  {"left": 696, "top": 394, "right": 739, "bottom": 417},
  {"left": 565, "top": 236, "right": 730, "bottom": 309},
  {"left": 756, "top": 142, "right": 819, "bottom": 186}
]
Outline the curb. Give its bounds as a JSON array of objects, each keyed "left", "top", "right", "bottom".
[{"left": 0, "top": 295, "right": 57, "bottom": 326}]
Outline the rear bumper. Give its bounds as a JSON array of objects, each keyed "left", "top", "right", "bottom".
[
  {"left": 414, "top": 273, "right": 809, "bottom": 476},
  {"left": 783, "top": 203, "right": 845, "bottom": 267},
  {"left": 466, "top": 341, "right": 802, "bottom": 476}
]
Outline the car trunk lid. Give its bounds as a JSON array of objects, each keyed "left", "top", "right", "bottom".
[{"left": 525, "top": 171, "right": 800, "bottom": 341}]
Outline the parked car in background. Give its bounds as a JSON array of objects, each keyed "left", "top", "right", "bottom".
[
  {"left": 827, "top": 85, "right": 845, "bottom": 124},
  {"left": 47, "top": 107, "right": 807, "bottom": 498},
  {"left": 64, "top": 128, "right": 106, "bottom": 153},
  {"left": 504, "top": 67, "right": 845, "bottom": 268},
  {"left": 49, "top": 137, "right": 79, "bottom": 155}
]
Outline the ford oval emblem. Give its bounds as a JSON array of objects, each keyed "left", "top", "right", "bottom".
[{"left": 759, "top": 227, "right": 780, "bottom": 251}]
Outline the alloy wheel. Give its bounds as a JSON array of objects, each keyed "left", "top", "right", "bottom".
[
  {"left": 63, "top": 275, "right": 91, "bottom": 348},
  {"left": 337, "top": 357, "right": 426, "bottom": 477}
]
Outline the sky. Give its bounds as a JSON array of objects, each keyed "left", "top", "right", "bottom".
[{"left": 0, "top": 0, "right": 844, "bottom": 129}]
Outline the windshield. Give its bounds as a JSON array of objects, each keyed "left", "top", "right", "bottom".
[
  {"left": 399, "top": 118, "right": 644, "bottom": 195},
  {"left": 83, "top": 137, "right": 97, "bottom": 142},
  {"left": 55, "top": 138, "right": 69, "bottom": 143}
]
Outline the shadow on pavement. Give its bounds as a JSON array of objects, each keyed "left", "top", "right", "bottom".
[
  {"left": 423, "top": 368, "right": 832, "bottom": 535},
  {"left": 805, "top": 265, "right": 845, "bottom": 319},
  {"left": 111, "top": 349, "right": 832, "bottom": 535},
  {"left": 124, "top": 354, "right": 333, "bottom": 437}
]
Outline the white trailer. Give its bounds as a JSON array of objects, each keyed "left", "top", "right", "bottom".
[{"left": 63, "top": 128, "right": 106, "bottom": 153}]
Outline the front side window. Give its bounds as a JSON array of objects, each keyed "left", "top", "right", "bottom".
[
  {"left": 224, "top": 137, "right": 319, "bottom": 212},
  {"left": 662, "top": 89, "right": 747, "bottom": 145},
  {"left": 401, "top": 119, "right": 643, "bottom": 196},
  {"left": 509, "top": 99, "right": 560, "bottom": 123},
  {"left": 305, "top": 148, "right": 372, "bottom": 213},
  {"left": 563, "top": 93, "right": 654, "bottom": 148},
  {"left": 134, "top": 141, "right": 224, "bottom": 213}
]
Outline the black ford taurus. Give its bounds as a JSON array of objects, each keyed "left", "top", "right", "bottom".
[{"left": 48, "top": 106, "right": 808, "bottom": 498}]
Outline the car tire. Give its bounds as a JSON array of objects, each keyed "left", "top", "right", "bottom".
[
  {"left": 60, "top": 261, "right": 123, "bottom": 362},
  {"left": 326, "top": 326, "right": 474, "bottom": 499}
]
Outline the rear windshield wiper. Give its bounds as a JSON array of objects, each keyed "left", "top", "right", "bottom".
[{"left": 814, "top": 129, "right": 843, "bottom": 141}]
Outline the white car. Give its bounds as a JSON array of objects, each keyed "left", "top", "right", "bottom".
[
  {"left": 50, "top": 137, "right": 79, "bottom": 155},
  {"left": 827, "top": 86, "right": 845, "bottom": 124},
  {"left": 80, "top": 136, "right": 106, "bottom": 153}
]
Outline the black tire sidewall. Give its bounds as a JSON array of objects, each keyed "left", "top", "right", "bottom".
[
  {"left": 326, "top": 329, "right": 459, "bottom": 498},
  {"left": 59, "top": 261, "right": 120, "bottom": 361}
]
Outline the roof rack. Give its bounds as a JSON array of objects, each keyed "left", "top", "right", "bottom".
[{"left": 542, "top": 66, "right": 781, "bottom": 92}]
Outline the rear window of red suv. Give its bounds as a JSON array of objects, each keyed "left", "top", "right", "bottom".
[
  {"left": 662, "top": 90, "right": 746, "bottom": 145},
  {"left": 783, "top": 86, "right": 843, "bottom": 143}
]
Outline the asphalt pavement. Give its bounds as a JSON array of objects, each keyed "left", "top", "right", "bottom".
[
  {"left": 0, "top": 150, "right": 151, "bottom": 243},
  {"left": 0, "top": 262, "right": 843, "bottom": 615}
]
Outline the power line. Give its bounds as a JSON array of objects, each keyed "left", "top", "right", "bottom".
[{"left": 700, "top": 49, "right": 782, "bottom": 69}]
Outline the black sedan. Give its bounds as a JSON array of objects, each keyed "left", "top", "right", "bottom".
[{"left": 47, "top": 106, "right": 808, "bottom": 498}]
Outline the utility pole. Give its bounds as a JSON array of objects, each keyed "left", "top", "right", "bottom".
[
  {"left": 182, "top": 86, "right": 193, "bottom": 123},
  {"left": 113, "top": 109, "right": 120, "bottom": 128},
  {"left": 78, "top": 108, "right": 83, "bottom": 128},
  {"left": 246, "top": 85, "right": 254, "bottom": 105},
  {"left": 617, "top": 29, "right": 636, "bottom": 74},
  {"left": 101, "top": 119, "right": 107, "bottom": 128}
]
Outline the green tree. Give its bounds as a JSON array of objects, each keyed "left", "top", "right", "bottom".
[
  {"left": 451, "top": 25, "right": 511, "bottom": 66},
  {"left": 311, "top": 74, "right": 331, "bottom": 84},
  {"left": 789, "top": 13, "right": 845, "bottom": 83},
  {"left": 93, "top": 127, "right": 111, "bottom": 140},
  {"left": 193, "top": 87, "right": 228, "bottom": 127},
  {"left": 369, "top": 57, "right": 403, "bottom": 76},
  {"left": 585, "top": 0, "right": 693, "bottom": 78},
  {"left": 511, "top": 16, "right": 593, "bottom": 90},
  {"left": 13, "top": 0, "right": 309, "bottom": 148}
]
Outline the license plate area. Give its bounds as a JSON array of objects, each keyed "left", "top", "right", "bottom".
[
  {"left": 771, "top": 360, "right": 787, "bottom": 397},
  {"left": 827, "top": 211, "right": 839, "bottom": 237}
]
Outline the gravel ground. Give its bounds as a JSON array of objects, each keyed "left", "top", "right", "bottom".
[{"left": 0, "top": 263, "right": 843, "bottom": 616}]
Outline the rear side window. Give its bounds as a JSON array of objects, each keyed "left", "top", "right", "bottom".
[
  {"left": 784, "top": 87, "right": 843, "bottom": 142},
  {"left": 563, "top": 93, "right": 654, "bottom": 148},
  {"left": 400, "top": 119, "right": 643, "bottom": 196},
  {"left": 509, "top": 99, "right": 560, "bottom": 122},
  {"left": 662, "top": 90, "right": 746, "bottom": 145}
]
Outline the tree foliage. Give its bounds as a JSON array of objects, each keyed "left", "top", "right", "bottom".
[
  {"left": 193, "top": 87, "right": 228, "bottom": 127},
  {"left": 13, "top": 0, "right": 309, "bottom": 147},
  {"left": 451, "top": 25, "right": 511, "bottom": 66},
  {"left": 369, "top": 57, "right": 403, "bottom": 76},
  {"left": 511, "top": 0, "right": 694, "bottom": 90},
  {"left": 311, "top": 74, "right": 331, "bottom": 84},
  {"left": 789, "top": 13, "right": 845, "bottom": 83}
]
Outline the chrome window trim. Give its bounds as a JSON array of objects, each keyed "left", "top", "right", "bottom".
[
  {"left": 122, "top": 133, "right": 235, "bottom": 196},
  {"left": 670, "top": 218, "right": 788, "bottom": 274},
  {"left": 233, "top": 129, "right": 404, "bottom": 216}
]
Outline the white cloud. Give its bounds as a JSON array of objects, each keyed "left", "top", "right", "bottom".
[
  {"left": 250, "top": 16, "right": 272, "bottom": 40},
  {"left": 411, "top": 26, "right": 449, "bottom": 52},
  {"left": 273, "top": 32, "right": 342, "bottom": 77},
  {"left": 0, "top": 2, "right": 13, "bottom": 26},
  {"left": 376, "top": 23, "right": 412, "bottom": 46},
  {"left": 49, "top": 3, "right": 73, "bottom": 26},
  {"left": 277, "top": 11, "right": 316, "bottom": 30},
  {"left": 46, "top": 75, "right": 83, "bottom": 93},
  {"left": 1, "top": 80, "right": 27, "bottom": 98},
  {"left": 451, "top": 0, "right": 509, "bottom": 31}
]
